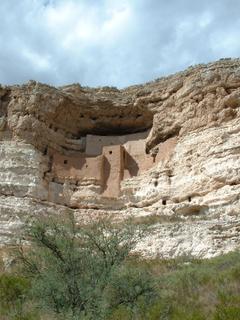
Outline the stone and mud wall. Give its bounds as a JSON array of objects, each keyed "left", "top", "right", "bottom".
[{"left": 44, "top": 129, "right": 168, "bottom": 201}]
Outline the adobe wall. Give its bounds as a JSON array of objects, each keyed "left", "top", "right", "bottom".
[
  {"left": 102, "top": 145, "right": 124, "bottom": 198},
  {"left": 123, "top": 153, "right": 153, "bottom": 179},
  {"left": 123, "top": 136, "right": 177, "bottom": 179},
  {"left": 85, "top": 130, "right": 150, "bottom": 156},
  {"left": 51, "top": 152, "right": 103, "bottom": 184},
  {"left": 49, "top": 133, "right": 177, "bottom": 200}
]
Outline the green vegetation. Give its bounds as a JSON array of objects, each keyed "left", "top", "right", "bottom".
[
  {"left": 0, "top": 214, "right": 240, "bottom": 319},
  {"left": 0, "top": 273, "right": 39, "bottom": 319},
  {"left": 17, "top": 214, "right": 155, "bottom": 319}
]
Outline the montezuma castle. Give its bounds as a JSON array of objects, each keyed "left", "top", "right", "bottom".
[
  {"left": 1, "top": 58, "right": 240, "bottom": 258},
  {"left": 49, "top": 131, "right": 176, "bottom": 202}
]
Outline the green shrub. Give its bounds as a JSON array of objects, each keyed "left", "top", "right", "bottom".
[
  {"left": 214, "top": 305, "right": 240, "bottom": 320},
  {"left": 104, "top": 265, "right": 157, "bottom": 318},
  {"left": 106, "top": 266, "right": 155, "bottom": 307},
  {"left": 107, "top": 305, "right": 132, "bottom": 320},
  {"left": 171, "top": 308, "right": 206, "bottom": 320},
  {"left": 214, "top": 289, "right": 240, "bottom": 320},
  {"left": 0, "top": 274, "right": 29, "bottom": 313},
  {"left": 18, "top": 214, "right": 155, "bottom": 319}
]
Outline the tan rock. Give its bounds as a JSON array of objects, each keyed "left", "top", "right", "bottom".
[{"left": 1, "top": 58, "right": 240, "bottom": 258}]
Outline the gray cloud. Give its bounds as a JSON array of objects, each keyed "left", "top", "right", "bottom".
[{"left": 0, "top": 0, "right": 239, "bottom": 88}]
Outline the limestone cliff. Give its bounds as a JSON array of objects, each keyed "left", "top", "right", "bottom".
[{"left": 1, "top": 58, "right": 240, "bottom": 258}]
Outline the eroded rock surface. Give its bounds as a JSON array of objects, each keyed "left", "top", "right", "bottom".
[{"left": 1, "top": 58, "right": 240, "bottom": 258}]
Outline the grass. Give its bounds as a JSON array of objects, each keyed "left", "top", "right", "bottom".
[
  {"left": 122, "top": 251, "right": 240, "bottom": 319},
  {"left": 1, "top": 250, "right": 240, "bottom": 319}
]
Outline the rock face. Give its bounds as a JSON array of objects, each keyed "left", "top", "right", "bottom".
[{"left": 1, "top": 58, "right": 240, "bottom": 258}]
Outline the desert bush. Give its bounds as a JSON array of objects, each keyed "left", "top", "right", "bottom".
[
  {"left": 104, "top": 265, "right": 156, "bottom": 318},
  {"left": 0, "top": 273, "right": 39, "bottom": 319},
  {"left": 18, "top": 213, "right": 155, "bottom": 319}
]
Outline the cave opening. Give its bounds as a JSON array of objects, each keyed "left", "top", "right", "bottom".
[{"left": 71, "top": 107, "right": 154, "bottom": 138}]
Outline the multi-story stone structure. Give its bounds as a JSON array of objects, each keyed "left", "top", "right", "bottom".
[{"left": 49, "top": 131, "right": 177, "bottom": 202}]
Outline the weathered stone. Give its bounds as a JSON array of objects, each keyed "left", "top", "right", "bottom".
[
  {"left": 1, "top": 58, "right": 240, "bottom": 258},
  {"left": 0, "top": 117, "right": 6, "bottom": 131}
]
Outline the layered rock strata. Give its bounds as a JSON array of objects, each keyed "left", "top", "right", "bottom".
[{"left": 1, "top": 58, "right": 240, "bottom": 258}]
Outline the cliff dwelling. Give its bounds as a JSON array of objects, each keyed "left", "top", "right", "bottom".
[
  {"left": 48, "top": 130, "right": 177, "bottom": 201},
  {"left": 2, "top": 59, "right": 240, "bottom": 260}
]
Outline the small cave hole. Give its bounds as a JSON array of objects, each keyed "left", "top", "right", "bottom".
[
  {"left": 49, "top": 124, "right": 53, "bottom": 129},
  {"left": 80, "top": 114, "right": 84, "bottom": 118},
  {"left": 91, "top": 117, "right": 97, "bottom": 121},
  {"left": 64, "top": 160, "right": 68, "bottom": 165},
  {"left": 188, "top": 196, "right": 192, "bottom": 202},
  {"left": 86, "top": 164, "right": 88, "bottom": 168},
  {"left": 109, "top": 150, "right": 112, "bottom": 154},
  {"left": 154, "top": 180, "right": 158, "bottom": 187},
  {"left": 43, "top": 147, "right": 48, "bottom": 155},
  {"left": 162, "top": 199, "right": 167, "bottom": 205}
]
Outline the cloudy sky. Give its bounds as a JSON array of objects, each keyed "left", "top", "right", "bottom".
[{"left": 0, "top": 0, "right": 239, "bottom": 88}]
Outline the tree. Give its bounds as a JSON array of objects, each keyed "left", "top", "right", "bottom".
[{"left": 18, "top": 213, "right": 156, "bottom": 319}]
